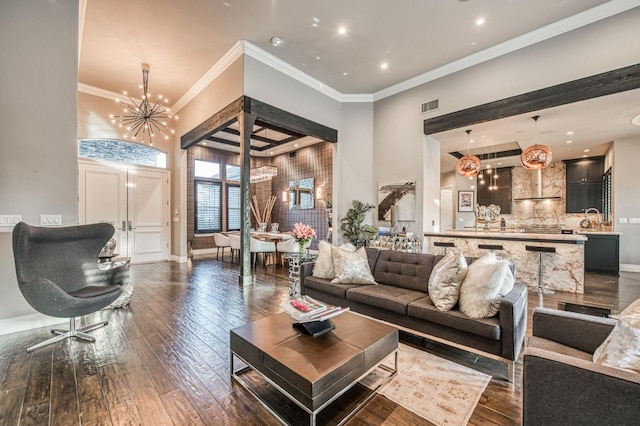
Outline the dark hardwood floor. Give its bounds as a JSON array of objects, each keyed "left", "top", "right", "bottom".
[{"left": 1, "top": 256, "right": 639, "bottom": 426}]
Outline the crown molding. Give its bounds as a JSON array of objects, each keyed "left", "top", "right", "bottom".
[
  {"left": 78, "top": 83, "right": 128, "bottom": 102},
  {"left": 373, "top": 0, "right": 640, "bottom": 101},
  {"left": 171, "top": 41, "right": 244, "bottom": 113}
]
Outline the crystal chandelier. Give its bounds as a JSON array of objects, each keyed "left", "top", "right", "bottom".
[
  {"left": 250, "top": 165, "right": 277, "bottom": 183},
  {"left": 110, "top": 63, "right": 176, "bottom": 145},
  {"left": 456, "top": 129, "right": 481, "bottom": 177},
  {"left": 521, "top": 115, "right": 552, "bottom": 170}
]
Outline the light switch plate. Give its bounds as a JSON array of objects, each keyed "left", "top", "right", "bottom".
[
  {"left": 40, "top": 215, "right": 62, "bottom": 226},
  {"left": 619, "top": 218, "right": 628, "bottom": 223},
  {"left": 630, "top": 218, "right": 640, "bottom": 224},
  {"left": 0, "top": 215, "right": 22, "bottom": 226}
]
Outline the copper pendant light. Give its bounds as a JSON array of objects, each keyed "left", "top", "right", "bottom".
[
  {"left": 521, "top": 115, "right": 553, "bottom": 170},
  {"left": 456, "top": 129, "right": 481, "bottom": 177}
]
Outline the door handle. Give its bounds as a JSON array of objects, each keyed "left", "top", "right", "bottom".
[
  {"left": 128, "top": 220, "right": 133, "bottom": 231},
  {"left": 122, "top": 221, "right": 127, "bottom": 231}
]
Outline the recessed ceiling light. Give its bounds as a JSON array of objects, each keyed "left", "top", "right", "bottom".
[
  {"left": 583, "top": 154, "right": 588, "bottom": 158},
  {"left": 294, "top": 144, "right": 299, "bottom": 147},
  {"left": 584, "top": 149, "right": 590, "bottom": 152},
  {"left": 202, "top": 142, "right": 207, "bottom": 146},
  {"left": 476, "top": 18, "right": 485, "bottom": 26},
  {"left": 270, "top": 36, "right": 283, "bottom": 47},
  {"left": 498, "top": 162, "right": 502, "bottom": 165},
  {"left": 566, "top": 140, "right": 573, "bottom": 144},
  {"left": 380, "top": 62, "right": 389, "bottom": 70},
  {"left": 567, "top": 131, "right": 574, "bottom": 135},
  {"left": 313, "top": 17, "right": 320, "bottom": 23},
  {"left": 632, "top": 113, "right": 640, "bottom": 126},
  {"left": 269, "top": 151, "right": 274, "bottom": 155},
  {"left": 312, "top": 23, "right": 318, "bottom": 27},
  {"left": 343, "top": 72, "right": 348, "bottom": 76},
  {"left": 316, "top": 56, "right": 320, "bottom": 60},
  {"left": 338, "top": 27, "right": 347, "bottom": 35},
  {"left": 469, "top": 139, "right": 475, "bottom": 143}
]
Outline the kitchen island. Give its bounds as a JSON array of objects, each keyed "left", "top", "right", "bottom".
[{"left": 424, "top": 230, "right": 587, "bottom": 293}]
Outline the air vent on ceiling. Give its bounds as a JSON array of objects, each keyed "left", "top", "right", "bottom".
[{"left": 420, "top": 99, "right": 439, "bottom": 114}]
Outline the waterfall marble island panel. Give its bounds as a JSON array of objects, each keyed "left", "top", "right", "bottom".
[{"left": 424, "top": 231, "right": 587, "bottom": 293}]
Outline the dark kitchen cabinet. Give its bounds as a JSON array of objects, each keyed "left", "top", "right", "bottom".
[
  {"left": 566, "top": 156, "right": 604, "bottom": 184},
  {"left": 565, "top": 157, "right": 604, "bottom": 213},
  {"left": 566, "top": 182, "right": 603, "bottom": 213},
  {"left": 584, "top": 233, "right": 619, "bottom": 275},
  {"left": 477, "top": 167, "right": 512, "bottom": 214}
]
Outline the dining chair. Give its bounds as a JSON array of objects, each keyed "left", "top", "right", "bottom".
[
  {"left": 250, "top": 237, "right": 276, "bottom": 268},
  {"left": 228, "top": 234, "right": 241, "bottom": 263},
  {"left": 213, "top": 233, "right": 231, "bottom": 261}
]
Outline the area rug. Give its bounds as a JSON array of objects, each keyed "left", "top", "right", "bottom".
[{"left": 361, "top": 343, "right": 491, "bottom": 426}]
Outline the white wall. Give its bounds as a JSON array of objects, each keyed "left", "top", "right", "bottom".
[
  {"left": 613, "top": 137, "right": 640, "bottom": 269},
  {"left": 336, "top": 103, "right": 375, "bottom": 241},
  {"left": 243, "top": 56, "right": 342, "bottom": 131},
  {"left": 0, "top": 1, "right": 79, "bottom": 327}
]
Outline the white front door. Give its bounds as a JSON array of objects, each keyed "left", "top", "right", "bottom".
[
  {"left": 79, "top": 161, "right": 170, "bottom": 263},
  {"left": 127, "top": 168, "right": 170, "bottom": 263}
]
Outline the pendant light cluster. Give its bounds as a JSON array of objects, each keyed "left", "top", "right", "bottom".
[
  {"left": 455, "top": 129, "right": 481, "bottom": 177},
  {"left": 520, "top": 115, "right": 553, "bottom": 170}
]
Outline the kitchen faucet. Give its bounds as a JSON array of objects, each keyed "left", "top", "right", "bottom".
[{"left": 584, "top": 208, "right": 602, "bottom": 229}]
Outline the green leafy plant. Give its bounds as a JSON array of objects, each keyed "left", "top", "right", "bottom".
[{"left": 340, "top": 200, "right": 377, "bottom": 246}]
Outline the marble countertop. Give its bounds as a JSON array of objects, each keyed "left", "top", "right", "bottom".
[
  {"left": 424, "top": 230, "right": 587, "bottom": 243},
  {"left": 575, "top": 230, "right": 622, "bottom": 236}
]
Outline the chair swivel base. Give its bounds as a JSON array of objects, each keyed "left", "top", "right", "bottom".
[{"left": 27, "top": 318, "right": 109, "bottom": 353}]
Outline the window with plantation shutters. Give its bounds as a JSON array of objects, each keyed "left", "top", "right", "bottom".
[
  {"left": 195, "top": 180, "right": 221, "bottom": 233},
  {"left": 227, "top": 184, "right": 241, "bottom": 231}
]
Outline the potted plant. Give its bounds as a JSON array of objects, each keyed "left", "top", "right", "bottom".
[{"left": 340, "top": 200, "right": 377, "bottom": 247}]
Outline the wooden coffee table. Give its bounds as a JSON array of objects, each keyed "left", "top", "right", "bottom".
[{"left": 230, "top": 311, "right": 398, "bottom": 425}]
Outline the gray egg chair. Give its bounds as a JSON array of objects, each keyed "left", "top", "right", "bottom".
[{"left": 12, "top": 222, "right": 129, "bottom": 352}]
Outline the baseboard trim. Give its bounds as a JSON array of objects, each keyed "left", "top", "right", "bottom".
[
  {"left": 170, "top": 255, "right": 189, "bottom": 263},
  {"left": 0, "top": 313, "right": 66, "bottom": 336},
  {"left": 192, "top": 248, "right": 217, "bottom": 255},
  {"left": 620, "top": 264, "right": 640, "bottom": 273}
]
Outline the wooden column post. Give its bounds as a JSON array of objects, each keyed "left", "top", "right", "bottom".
[{"left": 238, "top": 111, "right": 256, "bottom": 286}]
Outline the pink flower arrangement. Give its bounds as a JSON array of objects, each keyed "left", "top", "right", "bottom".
[{"left": 292, "top": 223, "right": 316, "bottom": 244}]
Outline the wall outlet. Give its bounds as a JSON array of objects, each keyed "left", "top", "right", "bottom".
[
  {"left": 630, "top": 218, "right": 640, "bottom": 224},
  {"left": 40, "top": 215, "right": 62, "bottom": 226},
  {"left": 619, "top": 217, "right": 628, "bottom": 224}
]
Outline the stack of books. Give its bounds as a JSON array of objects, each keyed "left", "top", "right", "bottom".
[{"left": 280, "top": 296, "right": 349, "bottom": 324}]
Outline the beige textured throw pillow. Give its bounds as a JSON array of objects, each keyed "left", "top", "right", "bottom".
[
  {"left": 458, "top": 252, "right": 514, "bottom": 318},
  {"left": 593, "top": 298, "right": 640, "bottom": 373},
  {"left": 428, "top": 251, "right": 468, "bottom": 311},
  {"left": 312, "top": 242, "right": 357, "bottom": 279},
  {"left": 331, "top": 247, "right": 376, "bottom": 284}
]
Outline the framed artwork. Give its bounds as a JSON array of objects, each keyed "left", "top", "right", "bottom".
[
  {"left": 458, "top": 190, "right": 474, "bottom": 212},
  {"left": 377, "top": 180, "right": 416, "bottom": 222}
]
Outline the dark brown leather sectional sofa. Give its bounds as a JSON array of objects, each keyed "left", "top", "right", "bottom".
[{"left": 300, "top": 248, "right": 528, "bottom": 381}]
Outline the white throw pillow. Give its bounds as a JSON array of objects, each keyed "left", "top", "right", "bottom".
[
  {"left": 330, "top": 247, "right": 376, "bottom": 284},
  {"left": 312, "top": 240, "right": 335, "bottom": 279},
  {"left": 459, "top": 253, "right": 514, "bottom": 319},
  {"left": 312, "top": 241, "right": 356, "bottom": 279},
  {"left": 593, "top": 298, "right": 640, "bottom": 373},
  {"left": 428, "top": 251, "right": 468, "bottom": 311}
]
